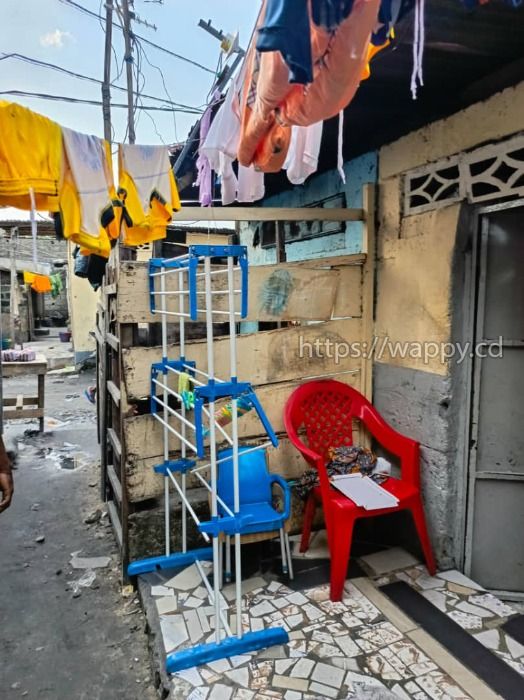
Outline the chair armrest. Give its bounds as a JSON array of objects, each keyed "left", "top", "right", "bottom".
[
  {"left": 360, "top": 404, "right": 420, "bottom": 487},
  {"left": 269, "top": 474, "right": 292, "bottom": 520}
]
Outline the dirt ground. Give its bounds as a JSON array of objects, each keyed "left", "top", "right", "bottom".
[{"left": 0, "top": 368, "right": 157, "bottom": 700}]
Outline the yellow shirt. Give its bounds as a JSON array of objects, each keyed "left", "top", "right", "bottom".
[
  {"left": 59, "top": 131, "right": 120, "bottom": 258},
  {"left": 118, "top": 144, "right": 181, "bottom": 246},
  {"left": 0, "top": 101, "right": 62, "bottom": 211}
]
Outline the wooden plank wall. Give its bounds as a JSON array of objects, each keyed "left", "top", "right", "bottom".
[{"left": 119, "top": 252, "right": 371, "bottom": 503}]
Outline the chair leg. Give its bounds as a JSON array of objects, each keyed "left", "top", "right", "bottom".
[
  {"left": 280, "top": 527, "right": 289, "bottom": 575},
  {"left": 284, "top": 532, "right": 294, "bottom": 580},
  {"left": 410, "top": 499, "right": 437, "bottom": 576},
  {"left": 225, "top": 535, "right": 232, "bottom": 583},
  {"left": 330, "top": 514, "right": 355, "bottom": 602},
  {"left": 300, "top": 493, "right": 316, "bottom": 553}
]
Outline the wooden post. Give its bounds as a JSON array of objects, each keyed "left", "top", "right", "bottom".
[{"left": 361, "top": 183, "right": 376, "bottom": 406}]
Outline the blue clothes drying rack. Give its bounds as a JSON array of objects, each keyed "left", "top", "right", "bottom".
[{"left": 127, "top": 244, "right": 288, "bottom": 671}]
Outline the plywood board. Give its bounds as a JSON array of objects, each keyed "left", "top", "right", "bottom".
[
  {"left": 123, "top": 318, "right": 362, "bottom": 400},
  {"left": 186, "top": 232, "right": 232, "bottom": 246},
  {"left": 116, "top": 261, "right": 340, "bottom": 324},
  {"left": 126, "top": 419, "right": 366, "bottom": 503},
  {"left": 123, "top": 372, "right": 361, "bottom": 462},
  {"left": 332, "top": 265, "right": 362, "bottom": 318}
]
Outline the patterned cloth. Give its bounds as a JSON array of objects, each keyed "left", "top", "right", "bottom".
[{"left": 296, "top": 445, "right": 386, "bottom": 499}]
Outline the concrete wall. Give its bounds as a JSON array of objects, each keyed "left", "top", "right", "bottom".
[
  {"left": 375, "top": 81, "right": 524, "bottom": 567},
  {"left": 67, "top": 243, "right": 99, "bottom": 364}
]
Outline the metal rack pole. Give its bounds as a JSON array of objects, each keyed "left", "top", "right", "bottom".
[
  {"left": 160, "top": 269, "right": 170, "bottom": 556},
  {"left": 204, "top": 255, "right": 223, "bottom": 644}
]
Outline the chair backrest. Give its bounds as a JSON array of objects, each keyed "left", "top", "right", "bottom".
[
  {"left": 284, "top": 380, "right": 372, "bottom": 461},
  {"left": 217, "top": 446, "right": 272, "bottom": 510}
]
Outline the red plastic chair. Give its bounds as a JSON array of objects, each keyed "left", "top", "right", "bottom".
[{"left": 284, "top": 380, "right": 436, "bottom": 601}]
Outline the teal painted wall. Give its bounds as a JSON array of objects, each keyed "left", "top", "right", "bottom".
[
  {"left": 239, "top": 151, "right": 377, "bottom": 265},
  {"left": 239, "top": 151, "right": 377, "bottom": 333}
]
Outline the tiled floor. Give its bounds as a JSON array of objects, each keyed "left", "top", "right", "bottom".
[
  {"left": 373, "top": 562, "right": 524, "bottom": 678},
  {"left": 141, "top": 540, "right": 523, "bottom": 699}
]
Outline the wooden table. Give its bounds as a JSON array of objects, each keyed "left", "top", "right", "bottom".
[{"left": 2, "top": 354, "right": 47, "bottom": 432}]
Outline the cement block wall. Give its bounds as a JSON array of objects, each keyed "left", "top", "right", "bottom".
[{"left": 375, "top": 81, "right": 524, "bottom": 567}]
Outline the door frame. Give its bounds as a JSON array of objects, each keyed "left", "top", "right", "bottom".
[{"left": 463, "top": 197, "right": 524, "bottom": 601}]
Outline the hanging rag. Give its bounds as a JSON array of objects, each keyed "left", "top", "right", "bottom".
[
  {"left": 410, "top": 0, "right": 425, "bottom": 99},
  {"left": 118, "top": 144, "right": 181, "bottom": 245},
  {"left": 200, "top": 68, "right": 265, "bottom": 204},
  {"left": 50, "top": 273, "right": 63, "bottom": 298},
  {"left": 73, "top": 246, "right": 90, "bottom": 278},
  {"left": 25, "top": 273, "right": 52, "bottom": 294},
  {"left": 0, "top": 101, "right": 62, "bottom": 211},
  {"left": 60, "top": 128, "right": 119, "bottom": 258},
  {"left": 72, "top": 246, "right": 107, "bottom": 290},
  {"left": 85, "top": 255, "right": 107, "bottom": 291},
  {"left": 178, "top": 372, "right": 195, "bottom": 410},
  {"left": 284, "top": 121, "right": 324, "bottom": 185},
  {"left": 337, "top": 110, "right": 347, "bottom": 184},
  {"left": 195, "top": 91, "right": 221, "bottom": 207}
]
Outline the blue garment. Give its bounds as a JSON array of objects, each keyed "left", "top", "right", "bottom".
[
  {"left": 73, "top": 246, "right": 89, "bottom": 278},
  {"left": 311, "top": 0, "right": 355, "bottom": 29},
  {"left": 372, "top": 0, "right": 415, "bottom": 46},
  {"left": 256, "top": 0, "right": 313, "bottom": 84}
]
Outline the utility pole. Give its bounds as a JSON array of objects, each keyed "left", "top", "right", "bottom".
[
  {"left": 102, "top": 0, "right": 113, "bottom": 142},
  {"left": 120, "top": 0, "right": 136, "bottom": 144}
]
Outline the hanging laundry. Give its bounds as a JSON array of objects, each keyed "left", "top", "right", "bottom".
[
  {"left": 195, "top": 91, "right": 221, "bottom": 206},
  {"left": 237, "top": 165, "right": 265, "bottom": 203},
  {"left": 0, "top": 101, "right": 62, "bottom": 211},
  {"left": 118, "top": 144, "right": 181, "bottom": 246},
  {"left": 312, "top": 0, "right": 356, "bottom": 28},
  {"left": 410, "top": 0, "right": 425, "bottom": 99},
  {"left": 284, "top": 122, "right": 324, "bottom": 185},
  {"left": 238, "top": 0, "right": 382, "bottom": 170},
  {"left": 73, "top": 246, "right": 90, "bottom": 278},
  {"left": 22, "top": 271, "right": 36, "bottom": 285},
  {"left": 73, "top": 246, "right": 107, "bottom": 291},
  {"left": 238, "top": 45, "right": 293, "bottom": 172},
  {"left": 256, "top": 0, "right": 313, "bottom": 84},
  {"left": 201, "top": 76, "right": 242, "bottom": 205},
  {"left": 60, "top": 128, "right": 119, "bottom": 258},
  {"left": 23, "top": 272, "right": 52, "bottom": 294},
  {"left": 201, "top": 69, "right": 266, "bottom": 204},
  {"left": 50, "top": 273, "right": 63, "bottom": 299}
]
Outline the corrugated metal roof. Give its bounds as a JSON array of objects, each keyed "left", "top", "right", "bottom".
[{"left": 0, "top": 207, "right": 53, "bottom": 224}]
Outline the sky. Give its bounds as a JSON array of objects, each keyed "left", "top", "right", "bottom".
[{"left": 0, "top": 0, "right": 260, "bottom": 146}]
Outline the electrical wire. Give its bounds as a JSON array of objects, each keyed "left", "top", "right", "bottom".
[
  {"left": 0, "top": 53, "right": 202, "bottom": 112},
  {"left": 0, "top": 90, "right": 202, "bottom": 113},
  {"left": 135, "top": 37, "right": 180, "bottom": 143},
  {"left": 57, "top": 0, "right": 215, "bottom": 74}
]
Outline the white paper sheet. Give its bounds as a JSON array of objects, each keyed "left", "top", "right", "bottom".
[{"left": 331, "top": 474, "right": 399, "bottom": 510}]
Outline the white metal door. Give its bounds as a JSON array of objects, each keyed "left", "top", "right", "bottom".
[{"left": 466, "top": 202, "right": 524, "bottom": 597}]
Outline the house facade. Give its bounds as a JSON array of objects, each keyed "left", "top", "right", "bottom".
[{"left": 239, "top": 80, "right": 524, "bottom": 597}]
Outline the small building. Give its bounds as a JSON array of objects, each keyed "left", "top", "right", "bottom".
[{"left": 173, "top": 2, "right": 524, "bottom": 597}]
